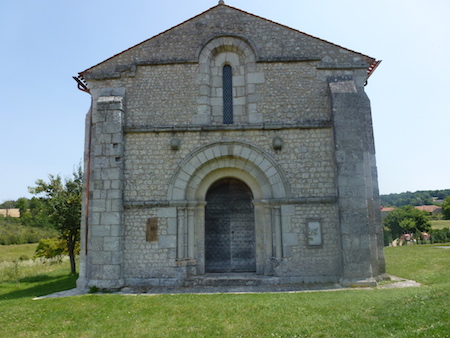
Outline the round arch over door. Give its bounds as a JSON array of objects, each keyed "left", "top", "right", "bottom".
[
  {"left": 167, "top": 141, "right": 291, "bottom": 275},
  {"left": 205, "top": 178, "right": 256, "bottom": 272}
]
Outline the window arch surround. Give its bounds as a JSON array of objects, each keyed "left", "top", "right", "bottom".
[{"left": 194, "top": 36, "right": 265, "bottom": 125}]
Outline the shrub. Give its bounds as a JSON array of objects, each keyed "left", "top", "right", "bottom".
[
  {"left": 34, "top": 238, "right": 66, "bottom": 258},
  {"left": 34, "top": 237, "right": 80, "bottom": 259},
  {"left": 383, "top": 229, "right": 393, "bottom": 246},
  {"left": 430, "top": 228, "right": 450, "bottom": 244}
]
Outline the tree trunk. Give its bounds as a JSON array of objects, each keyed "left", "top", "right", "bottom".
[{"left": 67, "top": 235, "right": 76, "bottom": 274}]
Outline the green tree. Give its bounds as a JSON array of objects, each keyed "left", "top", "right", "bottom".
[
  {"left": 16, "top": 197, "right": 29, "bottom": 218},
  {"left": 16, "top": 197, "right": 50, "bottom": 228},
  {"left": 28, "top": 197, "right": 50, "bottom": 227},
  {"left": 0, "top": 200, "right": 17, "bottom": 209},
  {"left": 29, "top": 165, "right": 83, "bottom": 274},
  {"left": 443, "top": 196, "right": 450, "bottom": 220},
  {"left": 383, "top": 205, "right": 431, "bottom": 239}
]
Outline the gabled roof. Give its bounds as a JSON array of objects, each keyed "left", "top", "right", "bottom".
[
  {"left": 79, "top": 3, "right": 380, "bottom": 81},
  {"left": 415, "top": 205, "right": 443, "bottom": 213},
  {"left": 381, "top": 205, "right": 443, "bottom": 213}
]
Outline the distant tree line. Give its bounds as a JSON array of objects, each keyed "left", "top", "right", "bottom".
[
  {"left": 380, "top": 189, "right": 450, "bottom": 207},
  {"left": 0, "top": 166, "right": 82, "bottom": 273},
  {"left": 1, "top": 197, "right": 52, "bottom": 228},
  {"left": 0, "top": 216, "right": 59, "bottom": 245},
  {"left": 0, "top": 200, "right": 16, "bottom": 209},
  {"left": 0, "top": 197, "right": 55, "bottom": 245}
]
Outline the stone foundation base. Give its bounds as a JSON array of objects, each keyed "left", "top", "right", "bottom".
[{"left": 340, "top": 273, "right": 391, "bottom": 287}]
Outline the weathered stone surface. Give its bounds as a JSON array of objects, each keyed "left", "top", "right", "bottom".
[
  {"left": 80, "top": 5, "right": 374, "bottom": 81},
  {"left": 76, "top": 3, "right": 384, "bottom": 290}
]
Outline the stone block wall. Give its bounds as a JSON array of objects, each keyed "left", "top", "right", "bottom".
[
  {"left": 81, "top": 91, "right": 126, "bottom": 289},
  {"left": 80, "top": 65, "right": 385, "bottom": 286},
  {"left": 123, "top": 207, "right": 180, "bottom": 285},
  {"left": 329, "top": 75, "right": 386, "bottom": 285},
  {"left": 88, "top": 61, "right": 331, "bottom": 127},
  {"left": 257, "top": 62, "right": 330, "bottom": 122},
  {"left": 278, "top": 203, "right": 341, "bottom": 283},
  {"left": 119, "top": 124, "right": 339, "bottom": 281},
  {"left": 123, "top": 128, "right": 336, "bottom": 202},
  {"left": 126, "top": 64, "right": 198, "bottom": 126},
  {"left": 78, "top": 3, "right": 385, "bottom": 289}
]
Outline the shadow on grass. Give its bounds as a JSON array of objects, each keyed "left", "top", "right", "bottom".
[
  {"left": 19, "top": 274, "right": 59, "bottom": 283},
  {"left": 0, "top": 273, "right": 77, "bottom": 301}
]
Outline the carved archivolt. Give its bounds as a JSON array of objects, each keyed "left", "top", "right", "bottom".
[{"left": 168, "top": 141, "right": 290, "bottom": 202}]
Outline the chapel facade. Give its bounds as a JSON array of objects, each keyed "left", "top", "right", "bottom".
[{"left": 76, "top": 2, "right": 387, "bottom": 290}]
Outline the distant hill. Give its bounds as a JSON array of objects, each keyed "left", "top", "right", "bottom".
[{"left": 380, "top": 189, "right": 450, "bottom": 207}]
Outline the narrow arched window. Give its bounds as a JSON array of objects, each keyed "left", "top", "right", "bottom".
[{"left": 222, "top": 65, "right": 233, "bottom": 124}]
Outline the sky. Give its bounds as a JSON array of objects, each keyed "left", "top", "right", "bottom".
[{"left": 0, "top": 0, "right": 449, "bottom": 203}]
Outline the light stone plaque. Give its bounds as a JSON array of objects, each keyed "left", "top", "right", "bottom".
[{"left": 146, "top": 218, "right": 158, "bottom": 242}]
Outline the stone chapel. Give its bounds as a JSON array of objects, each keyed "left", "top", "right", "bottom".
[{"left": 75, "top": 2, "right": 387, "bottom": 290}]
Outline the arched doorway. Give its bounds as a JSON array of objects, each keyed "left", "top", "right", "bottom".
[{"left": 205, "top": 178, "right": 256, "bottom": 272}]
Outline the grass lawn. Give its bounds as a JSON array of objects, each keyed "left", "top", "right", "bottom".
[
  {"left": 0, "top": 243, "right": 37, "bottom": 262},
  {"left": 0, "top": 245, "right": 449, "bottom": 337},
  {"left": 430, "top": 219, "right": 450, "bottom": 230}
]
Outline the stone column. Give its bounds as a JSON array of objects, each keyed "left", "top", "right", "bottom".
[
  {"left": 76, "top": 105, "right": 92, "bottom": 290},
  {"left": 187, "top": 207, "right": 196, "bottom": 258},
  {"left": 262, "top": 205, "right": 274, "bottom": 275},
  {"left": 253, "top": 202, "right": 266, "bottom": 275},
  {"left": 329, "top": 75, "right": 386, "bottom": 286},
  {"left": 194, "top": 203, "right": 206, "bottom": 274},
  {"left": 177, "top": 207, "right": 186, "bottom": 260},
  {"left": 273, "top": 206, "right": 282, "bottom": 259},
  {"left": 84, "top": 91, "right": 125, "bottom": 290}
]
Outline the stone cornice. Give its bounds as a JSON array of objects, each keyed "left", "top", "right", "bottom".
[
  {"left": 83, "top": 60, "right": 369, "bottom": 81},
  {"left": 123, "top": 196, "right": 337, "bottom": 209},
  {"left": 124, "top": 120, "right": 331, "bottom": 134},
  {"left": 316, "top": 62, "right": 369, "bottom": 70}
]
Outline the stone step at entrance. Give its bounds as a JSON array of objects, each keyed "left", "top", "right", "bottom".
[{"left": 185, "top": 273, "right": 281, "bottom": 287}]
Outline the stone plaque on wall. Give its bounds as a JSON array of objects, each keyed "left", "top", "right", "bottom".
[
  {"left": 307, "top": 221, "right": 322, "bottom": 246},
  {"left": 146, "top": 218, "right": 158, "bottom": 242}
]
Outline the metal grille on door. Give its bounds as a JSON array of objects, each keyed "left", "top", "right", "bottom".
[{"left": 205, "top": 178, "right": 256, "bottom": 272}]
